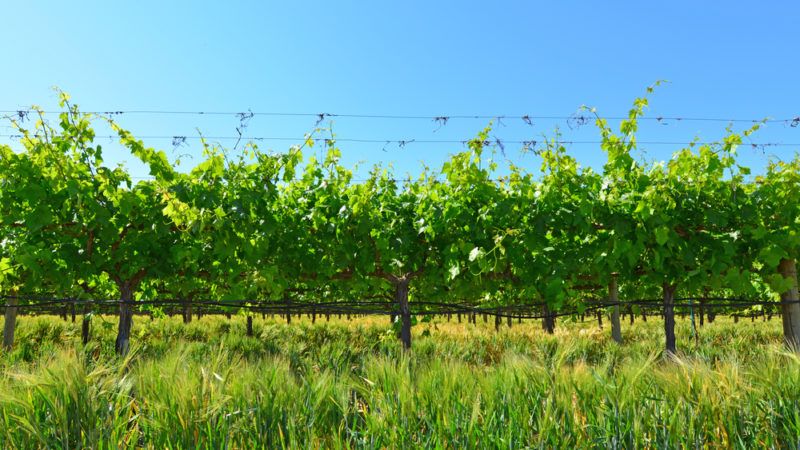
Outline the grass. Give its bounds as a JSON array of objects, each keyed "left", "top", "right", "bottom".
[{"left": 0, "top": 312, "right": 798, "bottom": 448}]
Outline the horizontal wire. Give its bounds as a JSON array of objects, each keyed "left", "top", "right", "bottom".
[
  {"left": 5, "top": 297, "right": 797, "bottom": 311},
  {"left": 1, "top": 134, "right": 797, "bottom": 147},
  {"left": 2, "top": 109, "right": 798, "bottom": 124}
]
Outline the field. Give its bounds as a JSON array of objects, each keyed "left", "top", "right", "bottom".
[{"left": 1, "top": 314, "right": 798, "bottom": 448}]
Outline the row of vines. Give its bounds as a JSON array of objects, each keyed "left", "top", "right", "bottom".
[{"left": 1, "top": 87, "right": 798, "bottom": 355}]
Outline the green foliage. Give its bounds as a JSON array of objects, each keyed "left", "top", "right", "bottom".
[{"left": 0, "top": 87, "right": 798, "bottom": 342}]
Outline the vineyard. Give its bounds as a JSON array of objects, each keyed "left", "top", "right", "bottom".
[
  {"left": 1, "top": 88, "right": 798, "bottom": 356},
  {"left": 0, "top": 88, "right": 800, "bottom": 448}
]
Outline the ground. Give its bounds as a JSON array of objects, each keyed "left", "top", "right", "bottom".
[{"left": 0, "top": 313, "right": 797, "bottom": 448}]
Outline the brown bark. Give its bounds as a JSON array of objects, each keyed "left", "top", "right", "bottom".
[
  {"left": 779, "top": 258, "right": 800, "bottom": 350},
  {"left": 542, "top": 303, "right": 555, "bottom": 334},
  {"left": 396, "top": 279, "right": 411, "bottom": 350},
  {"left": 699, "top": 298, "right": 705, "bottom": 327},
  {"left": 115, "top": 283, "right": 134, "bottom": 355},
  {"left": 3, "top": 295, "right": 19, "bottom": 350},
  {"left": 663, "top": 283, "right": 677, "bottom": 356},
  {"left": 182, "top": 298, "right": 192, "bottom": 324},
  {"left": 609, "top": 277, "right": 622, "bottom": 344},
  {"left": 82, "top": 312, "right": 91, "bottom": 345}
]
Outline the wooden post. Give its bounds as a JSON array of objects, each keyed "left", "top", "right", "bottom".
[{"left": 246, "top": 315, "right": 254, "bottom": 336}]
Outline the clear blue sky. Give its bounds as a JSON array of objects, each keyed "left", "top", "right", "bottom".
[{"left": 2, "top": 1, "right": 798, "bottom": 179}]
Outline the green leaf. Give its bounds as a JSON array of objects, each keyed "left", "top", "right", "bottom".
[
  {"left": 25, "top": 206, "right": 53, "bottom": 232},
  {"left": 654, "top": 226, "right": 670, "bottom": 246},
  {"left": 758, "top": 245, "right": 786, "bottom": 269}
]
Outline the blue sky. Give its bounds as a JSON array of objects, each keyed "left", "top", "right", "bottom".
[{"left": 1, "top": 1, "right": 798, "bottom": 179}]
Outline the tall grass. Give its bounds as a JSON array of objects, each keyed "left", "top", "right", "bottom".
[{"left": 0, "top": 314, "right": 798, "bottom": 448}]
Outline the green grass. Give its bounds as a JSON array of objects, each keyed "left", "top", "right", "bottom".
[{"left": 0, "top": 313, "right": 798, "bottom": 448}]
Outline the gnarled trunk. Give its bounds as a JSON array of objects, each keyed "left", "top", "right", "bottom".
[
  {"left": 542, "top": 303, "right": 555, "bottom": 334},
  {"left": 82, "top": 313, "right": 91, "bottom": 345},
  {"left": 609, "top": 277, "right": 622, "bottom": 344},
  {"left": 779, "top": 258, "right": 800, "bottom": 350},
  {"left": 115, "top": 283, "right": 134, "bottom": 355},
  {"left": 663, "top": 283, "right": 677, "bottom": 356},
  {"left": 182, "top": 297, "right": 192, "bottom": 324},
  {"left": 3, "top": 295, "right": 19, "bottom": 350},
  {"left": 395, "top": 279, "right": 411, "bottom": 350},
  {"left": 699, "top": 298, "right": 705, "bottom": 327}
]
